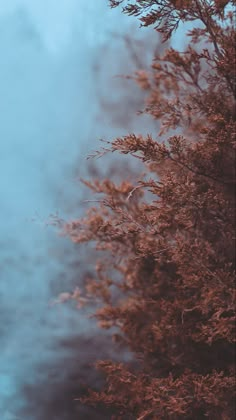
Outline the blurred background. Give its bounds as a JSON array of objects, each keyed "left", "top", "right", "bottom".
[{"left": 0, "top": 1, "right": 184, "bottom": 418}]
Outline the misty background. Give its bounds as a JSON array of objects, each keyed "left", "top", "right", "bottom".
[{"left": 0, "top": 2, "right": 186, "bottom": 418}]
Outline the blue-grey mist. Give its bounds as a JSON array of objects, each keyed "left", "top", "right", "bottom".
[
  {"left": 0, "top": 2, "right": 134, "bottom": 418},
  {"left": 0, "top": 2, "right": 187, "bottom": 418}
]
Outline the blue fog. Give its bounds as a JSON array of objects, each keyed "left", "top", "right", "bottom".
[
  {"left": 0, "top": 2, "right": 186, "bottom": 418},
  {"left": 0, "top": 2, "right": 132, "bottom": 418}
]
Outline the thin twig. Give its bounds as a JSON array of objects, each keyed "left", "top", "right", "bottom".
[{"left": 126, "top": 185, "right": 143, "bottom": 201}]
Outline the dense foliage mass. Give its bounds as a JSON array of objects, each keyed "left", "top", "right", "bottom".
[{"left": 62, "top": 1, "right": 235, "bottom": 418}]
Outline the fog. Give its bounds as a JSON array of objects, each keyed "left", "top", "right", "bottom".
[
  {"left": 0, "top": 2, "right": 131, "bottom": 418},
  {"left": 0, "top": 2, "right": 188, "bottom": 418}
]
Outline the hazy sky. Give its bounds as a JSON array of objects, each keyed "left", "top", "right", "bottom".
[
  {"left": 0, "top": 2, "right": 186, "bottom": 418},
  {"left": 0, "top": 2, "right": 130, "bottom": 418},
  {"left": 0, "top": 1, "right": 105, "bottom": 52}
]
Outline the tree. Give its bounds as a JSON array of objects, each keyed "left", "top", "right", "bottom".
[{"left": 62, "top": 1, "right": 235, "bottom": 418}]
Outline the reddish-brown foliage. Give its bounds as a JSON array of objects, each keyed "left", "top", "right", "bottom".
[{"left": 62, "top": 1, "right": 235, "bottom": 418}]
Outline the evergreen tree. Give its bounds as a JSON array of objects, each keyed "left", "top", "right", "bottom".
[{"left": 63, "top": 1, "right": 235, "bottom": 418}]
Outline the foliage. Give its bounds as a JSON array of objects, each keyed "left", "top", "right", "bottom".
[{"left": 62, "top": 1, "right": 235, "bottom": 418}]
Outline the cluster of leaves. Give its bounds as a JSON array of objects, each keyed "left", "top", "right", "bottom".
[{"left": 62, "top": 1, "right": 235, "bottom": 418}]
